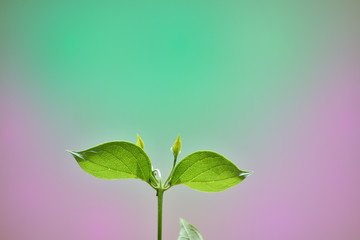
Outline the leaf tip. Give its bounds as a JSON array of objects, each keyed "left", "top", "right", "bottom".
[
  {"left": 179, "top": 218, "right": 189, "bottom": 227},
  {"left": 136, "top": 134, "right": 145, "bottom": 149},
  {"left": 66, "top": 150, "right": 83, "bottom": 159},
  {"left": 66, "top": 149, "right": 75, "bottom": 154},
  {"left": 241, "top": 170, "right": 254, "bottom": 178}
]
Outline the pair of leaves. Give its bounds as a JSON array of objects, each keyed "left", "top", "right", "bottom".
[{"left": 68, "top": 141, "right": 251, "bottom": 192}]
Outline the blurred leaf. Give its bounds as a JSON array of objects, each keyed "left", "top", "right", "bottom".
[
  {"left": 68, "top": 141, "right": 152, "bottom": 184},
  {"left": 178, "top": 218, "right": 204, "bottom": 240},
  {"left": 169, "top": 151, "right": 251, "bottom": 192}
]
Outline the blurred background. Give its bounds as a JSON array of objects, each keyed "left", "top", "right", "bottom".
[{"left": 1, "top": 0, "right": 359, "bottom": 239}]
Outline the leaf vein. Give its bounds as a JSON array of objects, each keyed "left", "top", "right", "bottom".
[
  {"left": 120, "top": 144, "right": 147, "bottom": 180},
  {"left": 179, "top": 175, "right": 241, "bottom": 185},
  {"left": 79, "top": 155, "right": 137, "bottom": 178},
  {"left": 185, "top": 164, "right": 236, "bottom": 183},
  {"left": 86, "top": 168, "right": 137, "bottom": 177},
  {"left": 172, "top": 155, "right": 221, "bottom": 184},
  {"left": 99, "top": 149, "right": 135, "bottom": 176}
]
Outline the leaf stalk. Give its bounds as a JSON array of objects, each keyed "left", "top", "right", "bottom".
[{"left": 164, "top": 155, "right": 177, "bottom": 188}]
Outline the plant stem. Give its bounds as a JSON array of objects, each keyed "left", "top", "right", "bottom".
[
  {"left": 164, "top": 156, "right": 177, "bottom": 187},
  {"left": 157, "top": 189, "right": 164, "bottom": 240}
]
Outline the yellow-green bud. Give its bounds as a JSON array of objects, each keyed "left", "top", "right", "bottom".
[
  {"left": 171, "top": 135, "right": 181, "bottom": 158},
  {"left": 136, "top": 134, "right": 145, "bottom": 149}
]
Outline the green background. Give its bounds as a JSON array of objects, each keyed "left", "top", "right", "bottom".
[{"left": 1, "top": 0, "right": 360, "bottom": 239}]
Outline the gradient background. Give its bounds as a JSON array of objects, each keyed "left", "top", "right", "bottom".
[{"left": 1, "top": 0, "right": 359, "bottom": 239}]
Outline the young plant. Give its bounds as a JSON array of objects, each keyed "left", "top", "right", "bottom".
[{"left": 68, "top": 135, "right": 252, "bottom": 239}]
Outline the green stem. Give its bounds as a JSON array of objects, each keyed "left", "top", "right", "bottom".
[
  {"left": 164, "top": 156, "right": 177, "bottom": 187},
  {"left": 157, "top": 189, "right": 164, "bottom": 240}
]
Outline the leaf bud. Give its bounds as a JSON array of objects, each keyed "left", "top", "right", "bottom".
[
  {"left": 136, "top": 134, "right": 145, "bottom": 149},
  {"left": 171, "top": 135, "right": 181, "bottom": 158}
]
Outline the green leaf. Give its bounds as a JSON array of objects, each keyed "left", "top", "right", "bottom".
[
  {"left": 67, "top": 141, "right": 153, "bottom": 184},
  {"left": 169, "top": 151, "right": 252, "bottom": 192},
  {"left": 178, "top": 218, "right": 204, "bottom": 240}
]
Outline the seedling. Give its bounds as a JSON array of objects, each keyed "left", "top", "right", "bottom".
[{"left": 68, "top": 135, "right": 252, "bottom": 239}]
